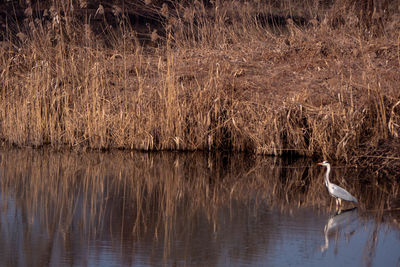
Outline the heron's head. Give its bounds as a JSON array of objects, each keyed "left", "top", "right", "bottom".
[{"left": 317, "top": 160, "right": 330, "bottom": 167}]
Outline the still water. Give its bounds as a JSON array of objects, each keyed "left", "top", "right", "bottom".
[{"left": 0, "top": 149, "right": 399, "bottom": 266}]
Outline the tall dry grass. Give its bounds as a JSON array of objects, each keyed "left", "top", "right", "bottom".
[{"left": 0, "top": 1, "right": 399, "bottom": 164}]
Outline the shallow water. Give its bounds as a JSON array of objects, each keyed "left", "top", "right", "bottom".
[{"left": 0, "top": 149, "right": 399, "bottom": 266}]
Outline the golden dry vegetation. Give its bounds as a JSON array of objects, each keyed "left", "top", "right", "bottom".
[{"left": 0, "top": 0, "right": 399, "bottom": 166}]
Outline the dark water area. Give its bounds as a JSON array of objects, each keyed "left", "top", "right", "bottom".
[{"left": 0, "top": 149, "right": 399, "bottom": 266}]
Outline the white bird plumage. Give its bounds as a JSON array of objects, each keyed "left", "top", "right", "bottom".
[{"left": 318, "top": 161, "right": 358, "bottom": 209}]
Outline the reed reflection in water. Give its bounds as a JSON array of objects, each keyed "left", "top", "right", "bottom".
[{"left": 0, "top": 149, "right": 399, "bottom": 266}]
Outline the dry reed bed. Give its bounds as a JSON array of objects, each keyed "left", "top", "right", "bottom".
[{"left": 0, "top": 1, "right": 399, "bottom": 165}]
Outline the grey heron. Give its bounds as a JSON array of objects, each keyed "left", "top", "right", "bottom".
[{"left": 317, "top": 161, "right": 358, "bottom": 209}]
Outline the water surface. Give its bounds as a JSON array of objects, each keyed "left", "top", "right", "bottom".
[{"left": 0, "top": 149, "right": 399, "bottom": 266}]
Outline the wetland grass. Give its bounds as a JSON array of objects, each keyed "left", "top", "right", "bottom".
[{"left": 0, "top": 1, "right": 399, "bottom": 167}]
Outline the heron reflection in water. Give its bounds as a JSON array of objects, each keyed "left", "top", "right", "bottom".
[
  {"left": 317, "top": 161, "right": 358, "bottom": 210},
  {"left": 320, "top": 208, "right": 358, "bottom": 252}
]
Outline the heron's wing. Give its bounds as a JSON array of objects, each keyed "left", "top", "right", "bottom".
[{"left": 329, "top": 184, "right": 358, "bottom": 203}]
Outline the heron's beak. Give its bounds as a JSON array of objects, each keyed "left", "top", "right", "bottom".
[{"left": 317, "top": 162, "right": 323, "bottom": 165}]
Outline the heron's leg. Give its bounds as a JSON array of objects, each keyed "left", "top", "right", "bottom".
[
  {"left": 338, "top": 198, "right": 342, "bottom": 207},
  {"left": 335, "top": 198, "right": 339, "bottom": 210}
]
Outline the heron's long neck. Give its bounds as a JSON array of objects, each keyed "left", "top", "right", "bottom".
[{"left": 324, "top": 165, "right": 331, "bottom": 186}]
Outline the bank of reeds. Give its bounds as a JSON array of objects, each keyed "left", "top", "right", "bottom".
[{"left": 0, "top": 1, "right": 399, "bottom": 165}]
